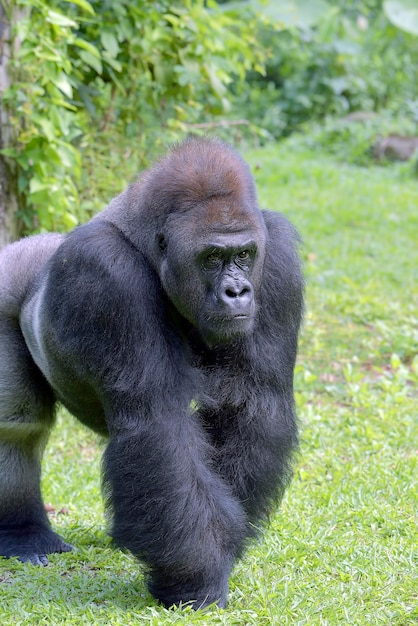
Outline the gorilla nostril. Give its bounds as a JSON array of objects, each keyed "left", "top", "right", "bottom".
[{"left": 223, "top": 284, "right": 253, "bottom": 301}]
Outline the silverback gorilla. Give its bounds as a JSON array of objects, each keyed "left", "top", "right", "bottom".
[{"left": 0, "top": 137, "right": 303, "bottom": 609}]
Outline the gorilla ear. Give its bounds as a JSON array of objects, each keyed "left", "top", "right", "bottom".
[{"left": 158, "top": 234, "right": 168, "bottom": 254}]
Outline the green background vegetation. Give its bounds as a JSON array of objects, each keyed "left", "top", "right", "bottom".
[
  {"left": 0, "top": 0, "right": 417, "bottom": 624},
  {"left": 3, "top": 0, "right": 418, "bottom": 233}
]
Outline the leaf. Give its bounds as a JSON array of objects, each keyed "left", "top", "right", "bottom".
[
  {"left": 71, "top": 38, "right": 101, "bottom": 59},
  {"left": 390, "top": 353, "right": 402, "bottom": 370},
  {"left": 333, "top": 40, "right": 361, "bottom": 55},
  {"left": 55, "top": 72, "right": 73, "bottom": 99},
  {"left": 79, "top": 50, "right": 103, "bottom": 75},
  {"left": 36, "top": 117, "right": 56, "bottom": 142},
  {"left": 383, "top": 0, "right": 418, "bottom": 35},
  {"left": 100, "top": 31, "right": 120, "bottom": 58},
  {"left": 248, "top": 0, "right": 331, "bottom": 29},
  {"left": 29, "top": 178, "right": 52, "bottom": 194},
  {"left": 61, "top": 0, "right": 95, "bottom": 16},
  {"left": 0, "top": 147, "right": 18, "bottom": 158},
  {"left": 324, "top": 77, "right": 348, "bottom": 95},
  {"left": 206, "top": 66, "right": 227, "bottom": 97},
  {"left": 54, "top": 140, "right": 80, "bottom": 169},
  {"left": 62, "top": 212, "right": 79, "bottom": 229},
  {"left": 46, "top": 10, "right": 77, "bottom": 28},
  {"left": 103, "top": 54, "right": 123, "bottom": 74}
]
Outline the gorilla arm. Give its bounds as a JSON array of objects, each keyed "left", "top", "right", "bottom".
[{"left": 103, "top": 406, "right": 246, "bottom": 609}]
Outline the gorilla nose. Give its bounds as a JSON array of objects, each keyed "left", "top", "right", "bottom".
[{"left": 220, "top": 279, "right": 254, "bottom": 311}]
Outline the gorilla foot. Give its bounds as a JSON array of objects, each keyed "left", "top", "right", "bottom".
[
  {"left": 19, "top": 553, "right": 50, "bottom": 566},
  {"left": 152, "top": 586, "right": 227, "bottom": 611},
  {"left": 148, "top": 573, "right": 228, "bottom": 610},
  {"left": 0, "top": 525, "right": 73, "bottom": 565}
]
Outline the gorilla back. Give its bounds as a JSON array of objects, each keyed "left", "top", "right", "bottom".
[{"left": 0, "top": 137, "right": 303, "bottom": 609}]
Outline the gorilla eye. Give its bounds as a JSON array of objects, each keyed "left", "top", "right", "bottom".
[
  {"left": 237, "top": 250, "right": 250, "bottom": 261},
  {"left": 206, "top": 251, "right": 222, "bottom": 265}
]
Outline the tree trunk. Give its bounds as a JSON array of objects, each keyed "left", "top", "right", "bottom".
[{"left": 0, "top": 3, "right": 19, "bottom": 248}]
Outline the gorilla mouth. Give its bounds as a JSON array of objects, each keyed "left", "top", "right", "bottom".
[
  {"left": 205, "top": 313, "right": 254, "bottom": 342},
  {"left": 211, "top": 313, "right": 251, "bottom": 324}
]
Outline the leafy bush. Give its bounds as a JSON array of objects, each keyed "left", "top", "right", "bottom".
[
  {"left": 2, "top": 0, "right": 263, "bottom": 233},
  {"left": 291, "top": 112, "right": 418, "bottom": 166},
  {"left": 232, "top": 1, "right": 418, "bottom": 138},
  {"left": 4, "top": 0, "right": 418, "bottom": 234}
]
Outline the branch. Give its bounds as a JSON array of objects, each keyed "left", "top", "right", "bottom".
[{"left": 185, "top": 119, "right": 250, "bottom": 130}]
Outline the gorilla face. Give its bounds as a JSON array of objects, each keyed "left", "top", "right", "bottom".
[{"left": 158, "top": 207, "right": 266, "bottom": 346}]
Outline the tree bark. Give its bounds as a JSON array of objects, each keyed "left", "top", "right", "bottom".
[{"left": 0, "top": 2, "right": 19, "bottom": 248}]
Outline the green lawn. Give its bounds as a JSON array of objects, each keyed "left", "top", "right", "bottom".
[{"left": 1, "top": 142, "right": 417, "bottom": 625}]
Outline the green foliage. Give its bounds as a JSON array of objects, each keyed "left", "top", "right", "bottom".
[
  {"left": 232, "top": 1, "right": 418, "bottom": 139},
  {"left": 288, "top": 111, "right": 418, "bottom": 166},
  {"left": 2, "top": 0, "right": 263, "bottom": 233},
  {"left": 228, "top": 0, "right": 331, "bottom": 30},
  {"left": 2, "top": 0, "right": 86, "bottom": 231},
  {"left": 66, "top": 1, "right": 263, "bottom": 129},
  {"left": 4, "top": 0, "right": 418, "bottom": 233},
  {"left": 294, "top": 117, "right": 383, "bottom": 166},
  {"left": 384, "top": 0, "right": 418, "bottom": 36}
]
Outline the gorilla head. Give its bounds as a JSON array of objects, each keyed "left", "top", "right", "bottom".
[{"left": 104, "top": 137, "right": 268, "bottom": 346}]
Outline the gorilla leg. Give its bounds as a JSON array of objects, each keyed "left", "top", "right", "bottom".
[{"left": 0, "top": 318, "right": 72, "bottom": 565}]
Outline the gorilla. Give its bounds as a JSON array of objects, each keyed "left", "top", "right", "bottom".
[{"left": 0, "top": 137, "right": 303, "bottom": 609}]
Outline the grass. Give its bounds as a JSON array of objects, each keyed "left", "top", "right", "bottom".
[{"left": 1, "top": 141, "right": 417, "bottom": 625}]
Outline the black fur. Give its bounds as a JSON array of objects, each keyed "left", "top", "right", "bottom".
[{"left": 0, "top": 137, "right": 303, "bottom": 609}]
